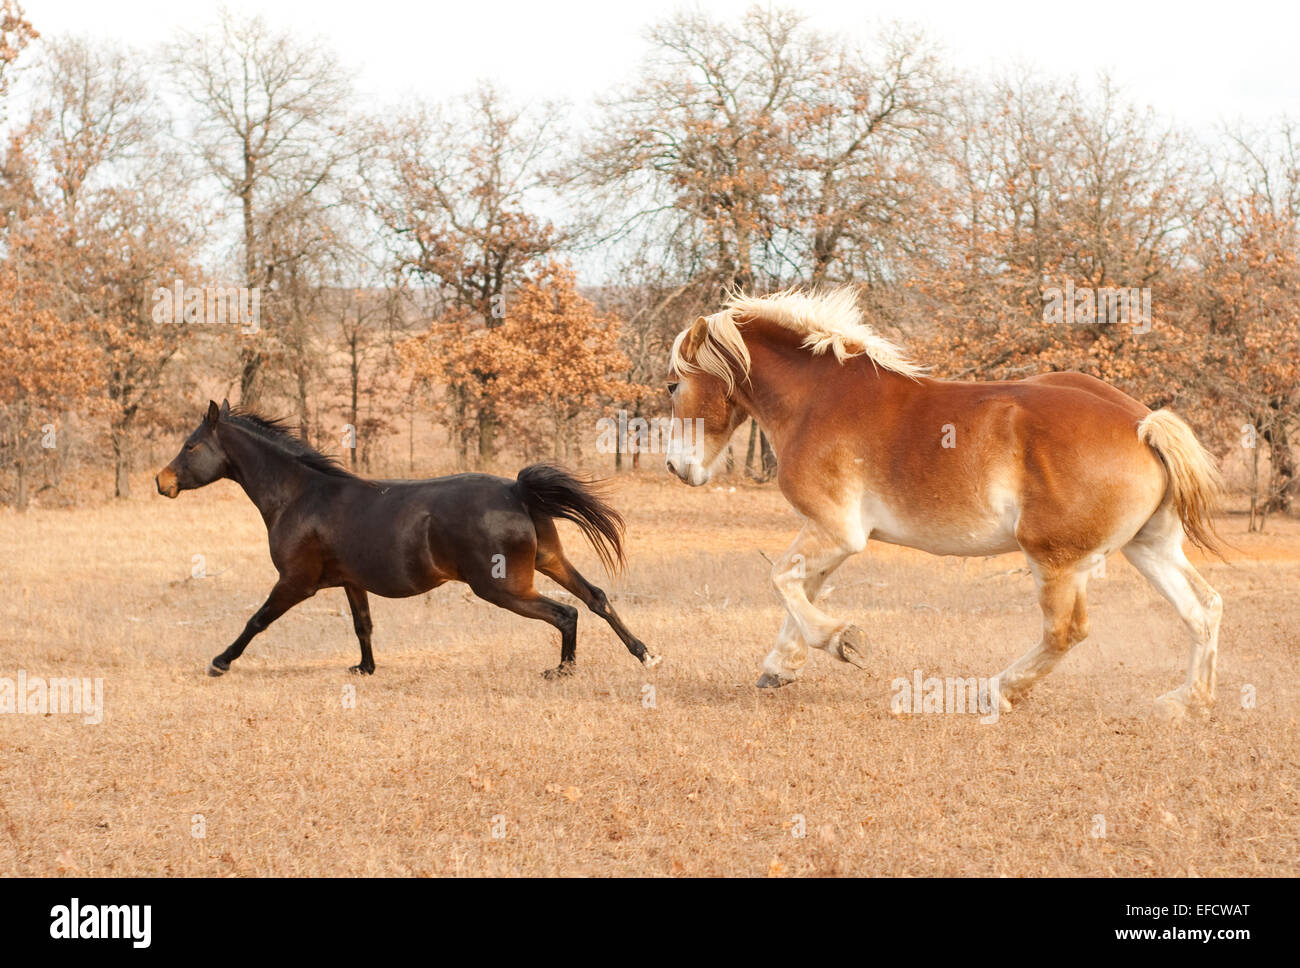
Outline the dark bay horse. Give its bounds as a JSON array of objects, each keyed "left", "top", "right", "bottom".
[
  {"left": 665, "top": 288, "right": 1223, "bottom": 719},
  {"left": 156, "top": 400, "right": 659, "bottom": 678}
]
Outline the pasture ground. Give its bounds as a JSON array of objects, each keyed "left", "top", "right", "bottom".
[{"left": 1, "top": 475, "right": 1297, "bottom": 876}]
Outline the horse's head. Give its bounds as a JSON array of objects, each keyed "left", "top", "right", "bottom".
[
  {"left": 156, "top": 400, "right": 233, "bottom": 498},
  {"left": 665, "top": 314, "right": 750, "bottom": 486}
]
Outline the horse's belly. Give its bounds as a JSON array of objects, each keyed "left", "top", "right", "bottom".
[
  {"left": 873, "top": 525, "right": 1020, "bottom": 557},
  {"left": 863, "top": 493, "right": 1020, "bottom": 557},
  {"left": 328, "top": 535, "right": 443, "bottom": 598}
]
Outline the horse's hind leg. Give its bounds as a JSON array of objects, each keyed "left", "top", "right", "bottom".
[
  {"left": 1121, "top": 510, "right": 1222, "bottom": 718},
  {"left": 210, "top": 578, "right": 313, "bottom": 676},
  {"left": 344, "top": 584, "right": 375, "bottom": 675},
  {"left": 470, "top": 576, "right": 580, "bottom": 679},
  {"left": 535, "top": 530, "right": 661, "bottom": 669},
  {"left": 993, "top": 566, "right": 1090, "bottom": 710}
]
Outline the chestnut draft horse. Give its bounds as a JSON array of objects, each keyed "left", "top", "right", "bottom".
[
  {"left": 665, "top": 288, "right": 1224, "bottom": 718},
  {"left": 157, "top": 400, "right": 659, "bottom": 678}
]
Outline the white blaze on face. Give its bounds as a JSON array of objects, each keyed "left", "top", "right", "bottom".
[{"left": 665, "top": 416, "right": 710, "bottom": 486}]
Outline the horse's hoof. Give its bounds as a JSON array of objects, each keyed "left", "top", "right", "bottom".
[
  {"left": 756, "top": 672, "right": 794, "bottom": 689},
  {"left": 642, "top": 651, "right": 663, "bottom": 669},
  {"left": 988, "top": 676, "right": 1016, "bottom": 712},
  {"left": 835, "top": 625, "right": 870, "bottom": 669},
  {"left": 1154, "top": 690, "right": 1189, "bottom": 722},
  {"left": 208, "top": 659, "right": 229, "bottom": 677},
  {"left": 542, "top": 663, "right": 575, "bottom": 680},
  {"left": 349, "top": 664, "right": 375, "bottom": 676}
]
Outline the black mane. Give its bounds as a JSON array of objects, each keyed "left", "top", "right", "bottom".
[{"left": 224, "top": 408, "right": 360, "bottom": 480}]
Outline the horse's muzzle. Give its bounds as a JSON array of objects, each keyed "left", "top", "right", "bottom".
[
  {"left": 156, "top": 467, "right": 179, "bottom": 498},
  {"left": 666, "top": 456, "right": 709, "bottom": 487}
]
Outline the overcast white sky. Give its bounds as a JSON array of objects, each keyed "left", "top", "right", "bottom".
[{"left": 27, "top": 0, "right": 1300, "bottom": 135}]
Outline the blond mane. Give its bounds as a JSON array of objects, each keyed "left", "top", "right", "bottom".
[{"left": 671, "top": 287, "right": 923, "bottom": 392}]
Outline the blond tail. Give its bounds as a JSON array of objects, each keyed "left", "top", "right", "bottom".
[{"left": 1137, "top": 409, "right": 1225, "bottom": 556}]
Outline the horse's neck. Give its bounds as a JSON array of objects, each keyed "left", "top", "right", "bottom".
[
  {"left": 220, "top": 426, "right": 315, "bottom": 525},
  {"left": 733, "top": 327, "right": 908, "bottom": 457},
  {"left": 732, "top": 328, "right": 853, "bottom": 450}
]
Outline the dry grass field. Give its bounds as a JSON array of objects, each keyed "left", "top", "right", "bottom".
[{"left": 0, "top": 473, "right": 1297, "bottom": 877}]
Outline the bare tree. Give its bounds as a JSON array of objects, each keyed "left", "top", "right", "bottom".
[
  {"left": 366, "top": 84, "right": 563, "bottom": 464},
  {"left": 574, "top": 5, "right": 815, "bottom": 294},
  {"left": 167, "top": 10, "right": 354, "bottom": 405},
  {"left": 572, "top": 6, "right": 947, "bottom": 478},
  {"left": 1187, "top": 122, "right": 1300, "bottom": 520},
  {"left": 41, "top": 36, "right": 158, "bottom": 228},
  {"left": 33, "top": 36, "right": 201, "bottom": 498},
  {"left": 780, "top": 25, "right": 947, "bottom": 284}
]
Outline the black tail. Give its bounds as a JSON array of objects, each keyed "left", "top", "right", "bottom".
[{"left": 515, "top": 464, "right": 626, "bottom": 575}]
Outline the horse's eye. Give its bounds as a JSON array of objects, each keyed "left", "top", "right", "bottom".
[{"left": 666, "top": 382, "right": 679, "bottom": 396}]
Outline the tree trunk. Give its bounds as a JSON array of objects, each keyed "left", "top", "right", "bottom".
[
  {"left": 614, "top": 403, "right": 624, "bottom": 472},
  {"left": 1264, "top": 419, "right": 1294, "bottom": 514},
  {"left": 1249, "top": 437, "right": 1261, "bottom": 533},
  {"left": 296, "top": 353, "right": 312, "bottom": 445},
  {"left": 239, "top": 351, "right": 262, "bottom": 408},
  {"left": 745, "top": 419, "right": 758, "bottom": 475},
  {"left": 15, "top": 453, "right": 28, "bottom": 512},
  {"left": 408, "top": 393, "right": 416, "bottom": 473},
  {"left": 756, "top": 430, "right": 777, "bottom": 482},
  {"left": 239, "top": 143, "right": 262, "bottom": 407},
  {"left": 452, "top": 387, "right": 469, "bottom": 470},
  {"left": 112, "top": 427, "right": 131, "bottom": 499},
  {"left": 477, "top": 405, "right": 499, "bottom": 468},
  {"left": 631, "top": 406, "right": 641, "bottom": 470},
  {"left": 349, "top": 353, "right": 360, "bottom": 469}
]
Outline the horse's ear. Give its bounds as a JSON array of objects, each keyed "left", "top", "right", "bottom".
[
  {"left": 682, "top": 315, "right": 710, "bottom": 358},
  {"left": 219, "top": 399, "right": 230, "bottom": 419},
  {"left": 205, "top": 400, "right": 220, "bottom": 428}
]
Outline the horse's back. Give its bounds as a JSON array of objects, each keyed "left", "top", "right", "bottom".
[
  {"left": 1022, "top": 370, "right": 1149, "bottom": 418},
  {"left": 367, "top": 471, "right": 515, "bottom": 492}
]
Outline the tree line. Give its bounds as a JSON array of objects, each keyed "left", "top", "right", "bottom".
[{"left": 0, "top": 3, "right": 1296, "bottom": 525}]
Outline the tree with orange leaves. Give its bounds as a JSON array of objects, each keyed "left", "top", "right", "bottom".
[
  {"left": 0, "top": 1, "right": 35, "bottom": 102},
  {"left": 0, "top": 226, "right": 102, "bottom": 510},
  {"left": 490, "top": 261, "right": 638, "bottom": 460},
  {"left": 1181, "top": 171, "right": 1300, "bottom": 524},
  {"left": 400, "top": 262, "right": 637, "bottom": 466},
  {"left": 903, "top": 73, "right": 1195, "bottom": 399}
]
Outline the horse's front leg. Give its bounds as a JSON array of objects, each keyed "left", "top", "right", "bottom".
[
  {"left": 758, "top": 522, "right": 862, "bottom": 688},
  {"left": 344, "top": 584, "right": 376, "bottom": 675},
  {"left": 209, "top": 578, "right": 314, "bottom": 676}
]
